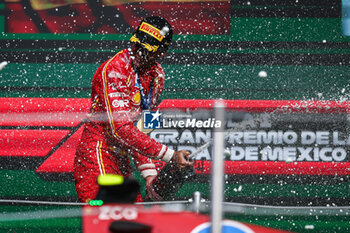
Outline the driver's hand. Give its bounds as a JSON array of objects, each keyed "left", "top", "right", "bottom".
[
  {"left": 171, "top": 150, "right": 193, "bottom": 169},
  {"left": 145, "top": 175, "right": 162, "bottom": 201}
]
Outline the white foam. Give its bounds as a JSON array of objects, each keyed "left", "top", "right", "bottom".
[{"left": 0, "top": 61, "right": 8, "bottom": 71}]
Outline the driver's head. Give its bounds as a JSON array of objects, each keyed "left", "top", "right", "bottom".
[{"left": 129, "top": 16, "right": 173, "bottom": 69}]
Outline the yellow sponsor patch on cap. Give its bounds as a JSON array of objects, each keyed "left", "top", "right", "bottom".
[{"left": 139, "top": 22, "right": 164, "bottom": 42}]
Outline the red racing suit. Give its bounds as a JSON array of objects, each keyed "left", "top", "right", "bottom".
[{"left": 73, "top": 49, "right": 174, "bottom": 202}]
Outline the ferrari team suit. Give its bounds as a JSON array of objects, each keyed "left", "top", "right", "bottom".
[{"left": 73, "top": 48, "right": 174, "bottom": 202}]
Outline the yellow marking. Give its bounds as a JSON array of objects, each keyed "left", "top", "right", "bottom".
[
  {"left": 130, "top": 34, "right": 159, "bottom": 52},
  {"left": 98, "top": 141, "right": 106, "bottom": 175},
  {"left": 127, "top": 74, "right": 131, "bottom": 85},
  {"left": 97, "top": 174, "right": 124, "bottom": 186},
  {"left": 133, "top": 92, "right": 141, "bottom": 104}
]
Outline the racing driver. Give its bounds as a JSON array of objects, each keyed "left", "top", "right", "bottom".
[{"left": 73, "top": 16, "right": 193, "bottom": 203}]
